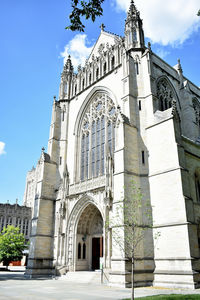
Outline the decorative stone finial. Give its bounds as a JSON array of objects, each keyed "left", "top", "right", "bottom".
[
  {"left": 177, "top": 58, "right": 183, "bottom": 73},
  {"left": 148, "top": 42, "right": 152, "bottom": 51},
  {"left": 42, "top": 147, "right": 45, "bottom": 152},
  {"left": 177, "top": 58, "right": 184, "bottom": 89},
  {"left": 100, "top": 23, "right": 105, "bottom": 31},
  {"left": 53, "top": 95, "right": 56, "bottom": 102}
]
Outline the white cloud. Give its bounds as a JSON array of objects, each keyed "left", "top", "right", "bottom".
[
  {"left": 60, "top": 34, "right": 94, "bottom": 70},
  {"left": 155, "top": 48, "right": 170, "bottom": 59},
  {"left": 115, "top": 0, "right": 200, "bottom": 45},
  {"left": 0, "top": 142, "right": 6, "bottom": 155}
]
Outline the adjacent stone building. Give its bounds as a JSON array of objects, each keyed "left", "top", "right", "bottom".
[
  {"left": 24, "top": 1, "right": 200, "bottom": 289},
  {"left": 0, "top": 200, "right": 31, "bottom": 241}
]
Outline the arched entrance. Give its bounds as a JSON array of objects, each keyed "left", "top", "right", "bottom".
[{"left": 75, "top": 203, "right": 103, "bottom": 271}]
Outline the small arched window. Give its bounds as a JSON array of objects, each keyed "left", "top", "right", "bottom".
[
  {"left": 135, "top": 62, "right": 139, "bottom": 75},
  {"left": 0, "top": 216, "right": 4, "bottom": 232},
  {"left": 80, "top": 93, "right": 118, "bottom": 181},
  {"left": 74, "top": 85, "right": 77, "bottom": 96},
  {"left": 133, "top": 29, "right": 137, "bottom": 41},
  {"left": 78, "top": 243, "right": 82, "bottom": 259},
  {"left": 103, "top": 62, "right": 106, "bottom": 75},
  {"left": 195, "top": 172, "right": 200, "bottom": 202},
  {"left": 89, "top": 73, "right": 92, "bottom": 85},
  {"left": 17, "top": 218, "right": 21, "bottom": 231},
  {"left": 83, "top": 243, "right": 86, "bottom": 259},
  {"left": 96, "top": 68, "right": 99, "bottom": 80},
  {"left": 6, "top": 216, "right": 12, "bottom": 227},
  {"left": 111, "top": 56, "right": 115, "bottom": 70},
  {"left": 23, "top": 218, "right": 28, "bottom": 235},
  {"left": 82, "top": 79, "right": 85, "bottom": 90},
  {"left": 157, "top": 79, "right": 174, "bottom": 111}
]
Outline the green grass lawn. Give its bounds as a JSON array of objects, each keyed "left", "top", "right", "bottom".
[{"left": 123, "top": 295, "right": 200, "bottom": 300}]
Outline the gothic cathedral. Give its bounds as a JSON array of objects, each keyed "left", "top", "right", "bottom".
[{"left": 24, "top": 1, "right": 200, "bottom": 289}]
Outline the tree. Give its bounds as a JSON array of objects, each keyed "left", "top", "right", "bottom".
[
  {"left": 106, "top": 181, "right": 160, "bottom": 300},
  {"left": 0, "top": 225, "right": 27, "bottom": 267},
  {"left": 66, "top": 1, "right": 200, "bottom": 32},
  {"left": 66, "top": 0, "right": 105, "bottom": 32}
]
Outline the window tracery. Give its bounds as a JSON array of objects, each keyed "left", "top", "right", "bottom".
[
  {"left": 80, "top": 93, "right": 118, "bottom": 181},
  {"left": 193, "top": 98, "right": 200, "bottom": 128},
  {"left": 157, "top": 79, "right": 174, "bottom": 111}
]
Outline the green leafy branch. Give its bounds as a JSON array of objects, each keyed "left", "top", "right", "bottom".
[{"left": 66, "top": 0, "right": 105, "bottom": 32}]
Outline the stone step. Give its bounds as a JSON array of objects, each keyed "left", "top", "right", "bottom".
[{"left": 59, "top": 270, "right": 102, "bottom": 283}]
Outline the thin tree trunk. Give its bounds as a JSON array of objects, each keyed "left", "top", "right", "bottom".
[{"left": 131, "top": 256, "right": 134, "bottom": 300}]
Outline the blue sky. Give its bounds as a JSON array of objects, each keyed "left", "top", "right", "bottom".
[{"left": 0, "top": 0, "right": 200, "bottom": 205}]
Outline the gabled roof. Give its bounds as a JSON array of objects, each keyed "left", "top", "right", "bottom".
[{"left": 88, "top": 29, "right": 121, "bottom": 62}]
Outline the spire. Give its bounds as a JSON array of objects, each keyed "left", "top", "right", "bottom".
[
  {"left": 59, "top": 55, "right": 73, "bottom": 100},
  {"left": 177, "top": 58, "right": 184, "bottom": 89},
  {"left": 124, "top": 0, "right": 145, "bottom": 51},
  {"left": 63, "top": 55, "right": 73, "bottom": 74},
  {"left": 177, "top": 58, "right": 183, "bottom": 74},
  {"left": 126, "top": 0, "right": 139, "bottom": 23}
]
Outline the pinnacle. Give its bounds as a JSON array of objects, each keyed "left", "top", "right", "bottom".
[
  {"left": 126, "top": 0, "right": 139, "bottom": 21},
  {"left": 63, "top": 55, "right": 74, "bottom": 73}
]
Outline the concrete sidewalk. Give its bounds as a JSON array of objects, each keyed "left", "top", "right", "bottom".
[{"left": 0, "top": 269, "right": 200, "bottom": 299}]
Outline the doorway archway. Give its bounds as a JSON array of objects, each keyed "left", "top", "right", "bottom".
[{"left": 76, "top": 203, "right": 103, "bottom": 271}]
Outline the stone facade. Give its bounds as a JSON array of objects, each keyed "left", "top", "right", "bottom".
[
  {"left": 0, "top": 201, "right": 32, "bottom": 241},
  {"left": 24, "top": 1, "right": 200, "bottom": 288}
]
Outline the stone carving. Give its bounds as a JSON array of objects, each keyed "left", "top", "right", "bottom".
[
  {"left": 98, "top": 43, "right": 105, "bottom": 55},
  {"left": 91, "top": 215, "right": 103, "bottom": 235},
  {"left": 69, "top": 175, "right": 106, "bottom": 195}
]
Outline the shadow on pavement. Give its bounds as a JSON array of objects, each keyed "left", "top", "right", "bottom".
[{"left": 0, "top": 271, "right": 55, "bottom": 281}]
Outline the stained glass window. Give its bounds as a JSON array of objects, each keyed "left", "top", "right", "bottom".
[{"left": 80, "top": 94, "right": 118, "bottom": 181}]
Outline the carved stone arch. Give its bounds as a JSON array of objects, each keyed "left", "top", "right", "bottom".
[
  {"left": 155, "top": 75, "right": 181, "bottom": 113},
  {"left": 66, "top": 195, "right": 104, "bottom": 270}
]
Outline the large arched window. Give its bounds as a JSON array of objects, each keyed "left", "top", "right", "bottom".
[
  {"left": 80, "top": 93, "right": 118, "bottom": 181},
  {"left": 157, "top": 79, "right": 174, "bottom": 111}
]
